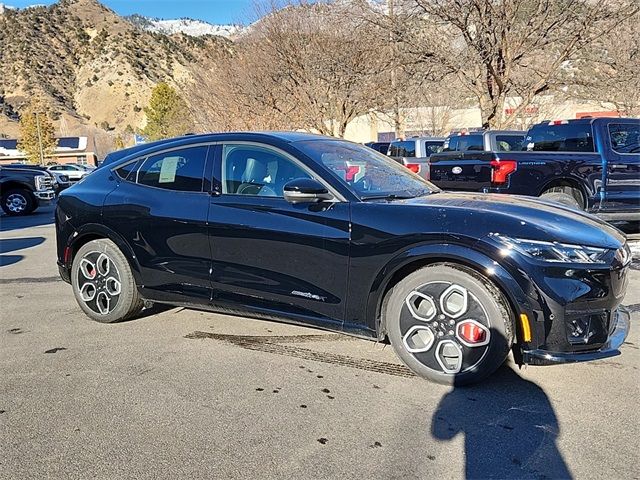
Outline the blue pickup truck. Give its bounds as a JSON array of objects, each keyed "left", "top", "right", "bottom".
[{"left": 428, "top": 117, "right": 640, "bottom": 222}]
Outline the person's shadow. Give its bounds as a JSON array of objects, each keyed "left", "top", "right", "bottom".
[{"left": 431, "top": 364, "right": 572, "bottom": 479}]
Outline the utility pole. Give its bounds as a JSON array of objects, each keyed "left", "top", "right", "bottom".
[{"left": 35, "top": 111, "right": 44, "bottom": 166}]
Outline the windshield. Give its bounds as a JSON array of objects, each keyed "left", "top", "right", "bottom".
[{"left": 294, "top": 139, "right": 438, "bottom": 199}]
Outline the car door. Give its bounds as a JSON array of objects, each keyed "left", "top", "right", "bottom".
[
  {"left": 601, "top": 120, "right": 640, "bottom": 214},
  {"left": 102, "top": 144, "right": 214, "bottom": 303},
  {"left": 207, "top": 142, "right": 351, "bottom": 326}
]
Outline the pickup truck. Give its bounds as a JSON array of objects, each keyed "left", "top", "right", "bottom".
[
  {"left": 387, "top": 136, "right": 445, "bottom": 178},
  {"left": 0, "top": 165, "right": 56, "bottom": 216},
  {"left": 428, "top": 117, "right": 640, "bottom": 222}
]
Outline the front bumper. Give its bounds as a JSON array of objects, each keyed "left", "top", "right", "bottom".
[
  {"left": 522, "top": 306, "right": 630, "bottom": 365},
  {"left": 34, "top": 189, "right": 56, "bottom": 202}
]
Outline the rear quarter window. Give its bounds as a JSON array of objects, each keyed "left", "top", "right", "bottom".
[
  {"left": 388, "top": 140, "right": 416, "bottom": 157},
  {"left": 524, "top": 123, "right": 595, "bottom": 152},
  {"left": 444, "top": 135, "right": 483, "bottom": 152}
]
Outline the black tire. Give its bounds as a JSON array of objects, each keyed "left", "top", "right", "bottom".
[
  {"left": 540, "top": 186, "right": 583, "bottom": 210},
  {"left": 71, "top": 239, "right": 143, "bottom": 323},
  {"left": 385, "top": 263, "right": 514, "bottom": 386},
  {"left": 1, "top": 189, "right": 36, "bottom": 216}
]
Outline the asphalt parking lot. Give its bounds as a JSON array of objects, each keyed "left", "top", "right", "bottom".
[{"left": 1, "top": 205, "right": 639, "bottom": 480}]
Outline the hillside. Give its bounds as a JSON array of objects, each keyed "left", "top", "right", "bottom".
[{"left": 0, "top": 0, "right": 231, "bottom": 155}]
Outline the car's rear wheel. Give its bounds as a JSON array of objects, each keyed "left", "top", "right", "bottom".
[
  {"left": 71, "top": 239, "right": 143, "bottom": 323},
  {"left": 540, "top": 186, "right": 583, "bottom": 210},
  {"left": 1, "top": 189, "right": 35, "bottom": 216},
  {"left": 386, "top": 263, "right": 514, "bottom": 385}
]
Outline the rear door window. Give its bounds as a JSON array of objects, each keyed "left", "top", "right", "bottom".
[
  {"left": 608, "top": 123, "right": 640, "bottom": 154},
  {"left": 424, "top": 141, "right": 444, "bottom": 156},
  {"left": 136, "top": 146, "right": 208, "bottom": 192},
  {"left": 388, "top": 140, "right": 416, "bottom": 157},
  {"left": 525, "top": 123, "right": 595, "bottom": 152},
  {"left": 495, "top": 134, "right": 524, "bottom": 152},
  {"left": 444, "top": 135, "right": 483, "bottom": 152}
]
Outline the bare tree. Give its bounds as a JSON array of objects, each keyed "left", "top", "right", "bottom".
[
  {"left": 573, "top": 13, "right": 640, "bottom": 116},
  {"left": 188, "top": 1, "right": 391, "bottom": 137},
  {"left": 373, "top": 0, "right": 639, "bottom": 129}
]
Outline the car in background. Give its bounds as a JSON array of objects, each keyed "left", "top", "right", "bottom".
[
  {"left": 429, "top": 118, "right": 640, "bottom": 222},
  {"left": 50, "top": 171, "right": 71, "bottom": 194},
  {"left": 48, "top": 164, "right": 91, "bottom": 182},
  {"left": 56, "top": 132, "right": 630, "bottom": 385},
  {"left": 0, "top": 164, "right": 55, "bottom": 215},
  {"left": 387, "top": 136, "right": 445, "bottom": 179},
  {"left": 364, "top": 142, "right": 391, "bottom": 154},
  {"left": 442, "top": 130, "right": 525, "bottom": 153}
]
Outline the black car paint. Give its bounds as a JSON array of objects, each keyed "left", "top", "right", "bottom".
[
  {"left": 429, "top": 118, "right": 640, "bottom": 221},
  {"left": 56, "top": 132, "right": 630, "bottom": 364}
]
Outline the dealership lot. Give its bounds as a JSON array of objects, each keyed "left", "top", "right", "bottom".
[{"left": 1, "top": 206, "right": 639, "bottom": 479}]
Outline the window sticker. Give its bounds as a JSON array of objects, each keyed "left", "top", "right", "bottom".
[{"left": 159, "top": 156, "right": 180, "bottom": 183}]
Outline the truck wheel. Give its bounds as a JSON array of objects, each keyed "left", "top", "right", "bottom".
[
  {"left": 71, "top": 239, "right": 143, "bottom": 323},
  {"left": 541, "top": 186, "right": 583, "bottom": 210},
  {"left": 1, "top": 189, "right": 35, "bottom": 216},
  {"left": 385, "top": 263, "right": 514, "bottom": 385}
]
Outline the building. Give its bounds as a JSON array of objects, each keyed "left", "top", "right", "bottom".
[{"left": 0, "top": 137, "right": 98, "bottom": 166}]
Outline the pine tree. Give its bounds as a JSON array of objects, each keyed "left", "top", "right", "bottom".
[
  {"left": 142, "top": 83, "right": 192, "bottom": 141},
  {"left": 17, "top": 99, "right": 58, "bottom": 165}
]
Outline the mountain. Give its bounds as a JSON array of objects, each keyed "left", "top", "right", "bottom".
[
  {"left": 126, "top": 14, "right": 241, "bottom": 38},
  {"left": 0, "top": 0, "right": 230, "bottom": 155}
]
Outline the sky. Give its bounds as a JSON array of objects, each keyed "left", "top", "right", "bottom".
[{"left": 5, "top": 0, "right": 259, "bottom": 24}]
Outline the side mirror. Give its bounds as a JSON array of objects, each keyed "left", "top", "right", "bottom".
[{"left": 283, "top": 178, "right": 334, "bottom": 204}]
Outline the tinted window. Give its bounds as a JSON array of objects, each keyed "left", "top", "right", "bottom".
[
  {"left": 608, "top": 123, "right": 640, "bottom": 154},
  {"left": 388, "top": 140, "right": 416, "bottom": 157},
  {"left": 222, "top": 144, "right": 311, "bottom": 197},
  {"left": 524, "top": 123, "right": 594, "bottom": 152},
  {"left": 424, "top": 141, "right": 444, "bottom": 156},
  {"left": 295, "top": 140, "right": 437, "bottom": 199},
  {"left": 495, "top": 134, "right": 524, "bottom": 152},
  {"left": 444, "top": 135, "right": 483, "bottom": 152},
  {"left": 136, "top": 146, "right": 208, "bottom": 192}
]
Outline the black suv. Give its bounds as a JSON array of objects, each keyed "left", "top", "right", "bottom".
[{"left": 56, "top": 132, "right": 631, "bottom": 385}]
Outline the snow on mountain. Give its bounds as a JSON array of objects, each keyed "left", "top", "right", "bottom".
[{"left": 127, "top": 14, "right": 241, "bottom": 38}]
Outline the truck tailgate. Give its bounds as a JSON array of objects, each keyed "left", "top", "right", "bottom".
[{"left": 428, "top": 152, "right": 494, "bottom": 191}]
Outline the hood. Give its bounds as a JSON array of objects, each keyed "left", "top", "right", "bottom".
[{"left": 397, "top": 191, "right": 625, "bottom": 249}]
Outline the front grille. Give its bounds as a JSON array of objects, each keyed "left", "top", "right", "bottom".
[{"left": 35, "top": 175, "right": 54, "bottom": 191}]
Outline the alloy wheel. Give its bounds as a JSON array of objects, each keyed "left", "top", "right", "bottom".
[
  {"left": 5, "top": 193, "right": 28, "bottom": 213},
  {"left": 400, "top": 281, "right": 491, "bottom": 374},
  {"left": 77, "top": 251, "right": 122, "bottom": 315}
]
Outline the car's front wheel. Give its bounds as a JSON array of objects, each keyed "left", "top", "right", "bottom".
[
  {"left": 386, "top": 263, "right": 514, "bottom": 385},
  {"left": 1, "top": 189, "right": 36, "bottom": 216},
  {"left": 71, "top": 239, "right": 143, "bottom": 323}
]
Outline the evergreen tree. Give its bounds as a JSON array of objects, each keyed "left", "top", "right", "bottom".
[
  {"left": 142, "top": 83, "right": 192, "bottom": 141},
  {"left": 17, "top": 99, "right": 57, "bottom": 165}
]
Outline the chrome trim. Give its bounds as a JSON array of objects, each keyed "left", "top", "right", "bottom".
[{"left": 522, "top": 306, "right": 630, "bottom": 365}]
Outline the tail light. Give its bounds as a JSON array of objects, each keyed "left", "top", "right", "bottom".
[
  {"left": 344, "top": 165, "right": 361, "bottom": 182},
  {"left": 405, "top": 163, "right": 421, "bottom": 174},
  {"left": 490, "top": 159, "right": 517, "bottom": 185}
]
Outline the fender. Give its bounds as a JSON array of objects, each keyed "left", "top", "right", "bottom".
[
  {"left": 66, "top": 223, "right": 144, "bottom": 286},
  {"left": 366, "top": 242, "right": 536, "bottom": 342}
]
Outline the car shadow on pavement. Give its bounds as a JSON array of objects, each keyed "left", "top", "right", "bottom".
[
  {"left": 0, "top": 206, "right": 55, "bottom": 233},
  {"left": 431, "top": 363, "right": 572, "bottom": 480},
  {"left": 0, "top": 237, "right": 45, "bottom": 268}
]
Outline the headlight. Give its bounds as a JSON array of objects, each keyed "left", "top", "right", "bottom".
[
  {"left": 493, "top": 235, "right": 609, "bottom": 264},
  {"left": 34, "top": 175, "right": 47, "bottom": 190}
]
